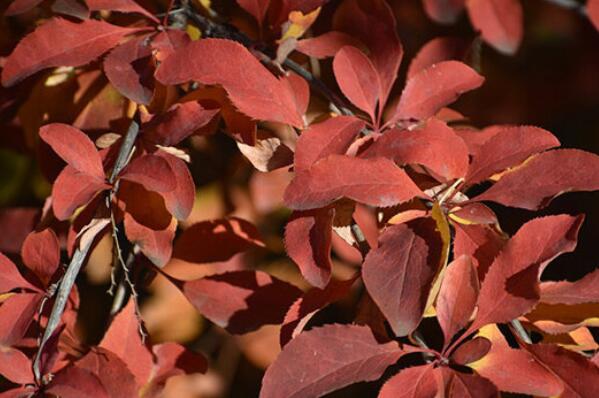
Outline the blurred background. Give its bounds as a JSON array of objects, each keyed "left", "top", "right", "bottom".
[{"left": 1, "top": 0, "right": 598, "bottom": 396}]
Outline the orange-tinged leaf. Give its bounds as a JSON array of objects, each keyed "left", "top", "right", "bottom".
[
  {"left": 333, "top": 46, "right": 380, "bottom": 122},
  {"left": 437, "top": 255, "right": 479, "bottom": 345},
  {"left": 450, "top": 336, "right": 491, "bottom": 365},
  {"left": 466, "top": 0, "right": 523, "bottom": 55},
  {"left": 379, "top": 364, "right": 437, "bottom": 398},
  {"left": 261, "top": 324, "right": 406, "bottom": 398},
  {"left": 391, "top": 61, "right": 484, "bottom": 123},
  {"left": 284, "top": 155, "right": 424, "bottom": 211},
  {"left": 155, "top": 38, "right": 304, "bottom": 127},
  {"left": 473, "top": 149, "right": 599, "bottom": 210},
  {"left": 363, "top": 219, "right": 443, "bottom": 336},
  {"left": 2, "top": 18, "right": 136, "bottom": 87}
]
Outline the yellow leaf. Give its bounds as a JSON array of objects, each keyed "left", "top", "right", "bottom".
[{"left": 280, "top": 8, "right": 321, "bottom": 41}]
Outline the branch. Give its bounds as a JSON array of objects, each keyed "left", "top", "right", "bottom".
[
  {"left": 543, "top": 0, "right": 587, "bottom": 16},
  {"left": 510, "top": 319, "right": 533, "bottom": 344}
]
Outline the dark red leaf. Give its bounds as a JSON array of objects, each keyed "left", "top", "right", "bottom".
[
  {"left": 333, "top": 0, "right": 403, "bottom": 106},
  {"left": 294, "top": 116, "right": 364, "bottom": 172},
  {"left": 437, "top": 255, "right": 479, "bottom": 345},
  {"left": 52, "top": 0, "right": 90, "bottom": 19},
  {"left": 333, "top": 46, "right": 380, "bottom": 122},
  {"left": 124, "top": 212, "right": 175, "bottom": 267},
  {"left": 471, "top": 215, "right": 584, "bottom": 331},
  {"left": 466, "top": 0, "right": 523, "bottom": 55},
  {"left": 104, "top": 35, "right": 154, "bottom": 105},
  {"left": 77, "top": 348, "right": 138, "bottom": 398},
  {"left": 173, "top": 218, "right": 265, "bottom": 263},
  {"left": 151, "top": 30, "right": 191, "bottom": 62},
  {"left": 86, "top": 0, "right": 159, "bottom": 23},
  {"left": 99, "top": 300, "right": 153, "bottom": 387},
  {"left": 473, "top": 149, "right": 599, "bottom": 210},
  {"left": 280, "top": 277, "right": 356, "bottom": 346},
  {"left": 390, "top": 61, "right": 484, "bottom": 123},
  {"left": 465, "top": 125, "right": 560, "bottom": 185},
  {"left": 362, "top": 219, "right": 443, "bottom": 336},
  {"left": 155, "top": 38, "right": 304, "bottom": 127},
  {"left": 120, "top": 154, "right": 176, "bottom": 193},
  {"left": 2, "top": 18, "right": 136, "bottom": 87},
  {"left": 540, "top": 268, "right": 599, "bottom": 305},
  {"left": 284, "top": 208, "right": 334, "bottom": 289},
  {"left": 261, "top": 324, "right": 406, "bottom": 398},
  {"left": 379, "top": 364, "right": 437, "bottom": 398},
  {"left": 296, "top": 31, "right": 361, "bottom": 58},
  {"left": 51, "top": 166, "right": 108, "bottom": 221},
  {"left": 4, "top": 0, "right": 44, "bottom": 16},
  {"left": 524, "top": 343, "right": 599, "bottom": 397},
  {"left": 0, "top": 387, "right": 35, "bottom": 398},
  {"left": 237, "top": 0, "right": 270, "bottom": 26},
  {"left": 40, "top": 123, "right": 105, "bottom": 179},
  {"left": 143, "top": 102, "right": 219, "bottom": 147},
  {"left": 407, "top": 36, "right": 469, "bottom": 79},
  {"left": 178, "top": 270, "right": 302, "bottom": 334},
  {"left": 46, "top": 366, "right": 110, "bottom": 398},
  {"left": 361, "top": 118, "right": 470, "bottom": 181},
  {"left": 21, "top": 229, "right": 60, "bottom": 287},
  {"left": 450, "top": 336, "right": 491, "bottom": 365},
  {"left": 422, "top": 0, "right": 465, "bottom": 24},
  {"left": 0, "top": 208, "right": 38, "bottom": 254},
  {"left": 0, "top": 293, "right": 42, "bottom": 345},
  {"left": 0, "top": 252, "right": 38, "bottom": 292},
  {"left": 589, "top": 0, "right": 599, "bottom": 31},
  {"left": 0, "top": 346, "right": 32, "bottom": 385},
  {"left": 452, "top": 223, "right": 506, "bottom": 280},
  {"left": 284, "top": 155, "right": 424, "bottom": 211},
  {"left": 437, "top": 367, "right": 499, "bottom": 397},
  {"left": 152, "top": 342, "right": 208, "bottom": 377}
]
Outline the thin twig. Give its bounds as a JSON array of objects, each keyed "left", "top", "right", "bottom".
[
  {"left": 543, "top": 0, "right": 587, "bottom": 16},
  {"left": 350, "top": 223, "right": 370, "bottom": 258},
  {"left": 510, "top": 319, "right": 533, "bottom": 344}
]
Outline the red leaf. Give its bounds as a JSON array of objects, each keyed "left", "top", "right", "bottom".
[
  {"left": 155, "top": 38, "right": 304, "bottom": 127},
  {"left": 0, "top": 347, "right": 32, "bottom": 385},
  {"left": 280, "top": 277, "right": 356, "bottom": 346},
  {"left": 284, "top": 209, "right": 334, "bottom": 289},
  {"left": 294, "top": 116, "right": 364, "bottom": 172},
  {"left": 296, "top": 31, "right": 361, "bottom": 58},
  {"left": 100, "top": 300, "right": 153, "bottom": 388},
  {"left": 361, "top": 119, "right": 470, "bottom": 181},
  {"left": 21, "top": 229, "right": 60, "bottom": 287},
  {"left": 152, "top": 342, "right": 208, "bottom": 378},
  {"left": 77, "top": 348, "right": 138, "bottom": 398},
  {"left": 589, "top": 0, "right": 599, "bottom": 31},
  {"left": 178, "top": 270, "right": 302, "bottom": 334},
  {"left": 379, "top": 364, "right": 437, "bottom": 398},
  {"left": 465, "top": 125, "right": 560, "bottom": 185},
  {"left": 45, "top": 366, "right": 110, "bottom": 398},
  {"left": 155, "top": 153, "right": 195, "bottom": 221},
  {"left": 449, "top": 203, "right": 498, "bottom": 225},
  {"left": 524, "top": 343, "right": 599, "bottom": 397},
  {"left": 437, "top": 367, "right": 499, "bottom": 397},
  {"left": 407, "top": 36, "right": 469, "bottom": 79},
  {"left": 86, "top": 0, "right": 159, "bottom": 23},
  {"left": 452, "top": 223, "right": 506, "bottom": 280},
  {"left": 473, "top": 149, "right": 599, "bottom": 210},
  {"left": 237, "top": 131, "right": 294, "bottom": 172},
  {"left": 0, "top": 293, "right": 42, "bottom": 345},
  {"left": 333, "top": 0, "right": 403, "bottom": 106},
  {"left": 390, "top": 61, "right": 484, "bottom": 123},
  {"left": 466, "top": 0, "right": 523, "bottom": 55},
  {"left": 540, "top": 268, "right": 599, "bottom": 305},
  {"left": 104, "top": 35, "right": 154, "bottom": 105},
  {"left": 52, "top": 0, "right": 90, "bottom": 19},
  {"left": 173, "top": 218, "right": 265, "bottom": 263},
  {"left": 0, "top": 387, "right": 35, "bottom": 398},
  {"left": 471, "top": 215, "right": 584, "bottom": 331},
  {"left": 151, "top": 30, "right": 191, "bottom": 62},
  {"left": 124, "top": 212, "right": 175, "bottom": 267},
  {"left": 0, "top": 252, "right": 38, "bottom": 292},
  {"left": 437, "top": 255, "right": 479, "bottom": 345},
  {"left": 333, "top": 46, "right": 380, "bottom": 122},
  {"left": 284, "top": 155, "right": 424, "bottom": 211},
  {"left": 142, "top": 102, "right": 219, "bottom": 147},
  {"left": 39, "top": 123, "right": 105, "bottom": 179},
  {"left": 2, "top": 18, "right": 136, "bottom": 87},
  {"left": 51, "top": 166, "right": 108, "bottom": 221},
  {"left": 237, "top": 0, "right": 270, "bottom": 26},
  {"left": 261, "top": 324, "right": 406, "bottom": 398},
  {"left": 422, "top": 0, "right": 465, "bottom": 24},
  {"left": 0, "top": 208, "right": 38, "bottom": 254},
  {"left": 362, "top": 219, "right": 443, "bottom": 336},
  {"left": 4, "top": 0, "right": 44, "bottom": 16},
  {"left": 450, "top": 336, "right": 491, "bottom": 365},
  {"left": 120, "top": 154, "right": 176, "bottom": 193}
]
